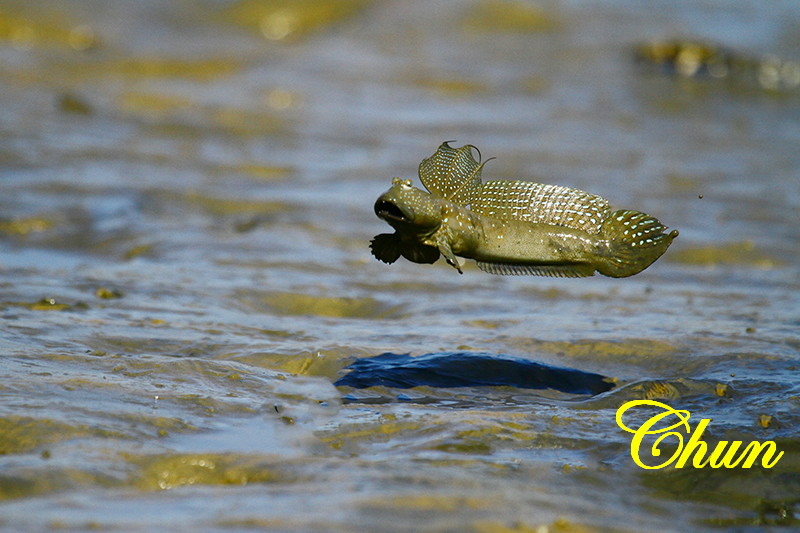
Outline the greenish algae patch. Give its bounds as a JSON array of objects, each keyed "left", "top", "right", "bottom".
[
  {"left": 516, "top": 338, "right": 678, "bottom": 363},
  {"left": 432, "top": 436, "right": 493, "bottom": 455},
  {"left": 363, "top": 493, "right": 492, "bottom": 512},
  {"left": 116, "top": 93, "right": 290, "bottom": 137},
  {"left": 28, "top": 298, "right": 73, "bottom": 311},
  {"left": 664, "top": 172, "right": 705, "bottom": 194},
  {"left": 224, "top": 0, "right": 373, "bottom": 42},
  {"left": 0, "top": 5, "right": 99, "bottom": 50},
  {"left": 473, "top": 518, "right": 607, "bottom": 533},
  {"left": 127, "top": 453, "right": 285, "bottom": 490},
  {"left": 182, "top": 191, "right": 290, "bottom": 217},
  {"left": 225, "top": 163, "right": 292, "bottom": 181},
  {"left": 237, "top": 290, "right": 404, "bottom": 319},
  {"left": 463, "top": 319, "right": 511, "bottom": 330},
  {"left": 95, "top": 287, "right": 123, "bottom": 299},
  {"left": 171, "top": 394, "right": 258, "bottom": 417},
  {"left": 0, "top": 416, "right": 108, "bottom": 455},
  {"left": 107, "top": 57, "right": 240, "bottom": 80},
  {"left": 117, "top": 91, "right": 195, "bottom": 119},
  {"left": 215, "top": 518, "right": 304, "bottom": 530},
  {"left": 114, "top": 414, "right": 197, "bottom": 439},
  {"left": 122, "top": 243, "right": 154, "bottom": 260},
  {"left": 520, "top": 75, "right": 552, "bottom": 96},
  {"left": 630, "top": 380, "right": 685, "bottom": 401},
  {"left": 354, "top": 279, "right": 462, "bottom": 294},
  {"left": 143, "top": 188, "right": 292, "bottom": 219},
  {"left": 641, "top": 438, "right": 800, "bottom": 524},
  {"left": 2, "top": 298, "right": 84, "bottom": 311},
  {"left": 462, "top": 0, "right": 561, "bottom": 35},
  {"left": 612, "top": 378, "right": 726, "bottom": 402},
  {"left": 68, "top": 56, "right": 241, "bottom": 81},
  {"left": 406, "top": 75, "right": 489, "bottom": 97},
  {"left": 318, "top": 419, "right": 429, "bottom": 450},
  {"left": 669, "top": 241, "right": 783, "bottom": 268},
  {"left": 0, "top": 468, "right": 119, "bottom": 501},
  {"left": 0, "top": 217, "right": 54, "bottom": 236},
  {"left": 233, "top": 349, "right": 352, "bottom": 377},
  {"left": 57, "top": 92, "right": 93, "bottom": 114},
  {"left": 210, "top": 106, "right": 289, "bottom": 136},
  {"left": 430, "top": 418, "right": 542, "bottom": 455}
]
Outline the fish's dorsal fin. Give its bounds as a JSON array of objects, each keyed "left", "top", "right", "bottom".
[
  {"left": 418, "top": 141, "right": 486, "bottom": 205},
  {"left": 472, "top": 180, "right": 610, "bottom": 234}
]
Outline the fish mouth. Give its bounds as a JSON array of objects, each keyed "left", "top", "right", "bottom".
[{"left": 374, "top": 199, "right": 409, "bottom": 222}]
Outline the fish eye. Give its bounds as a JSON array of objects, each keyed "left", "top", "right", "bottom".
[{"left": 401, "top": 179, "right": 412, "bottom": 189}]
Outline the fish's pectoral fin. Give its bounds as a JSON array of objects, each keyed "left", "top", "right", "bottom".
[
  {"left": 371, "top": 233, "right": 441, "bottom": 266},
  {"left": 399, "top": 241, "right": 440, "bottom": 265},
  {"left": 435, "top": 235, "right": 463, "bottom": 274},
  {"left": 370, "top": 233, "right": 403, "bottom": 264}
]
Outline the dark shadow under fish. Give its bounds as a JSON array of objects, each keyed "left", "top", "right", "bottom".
[
  {"left": 371, "top": 142, "right": 678, "bottom": 278},
  {"left": 335, "top": 352, "right": 615, "bottom": 395}
]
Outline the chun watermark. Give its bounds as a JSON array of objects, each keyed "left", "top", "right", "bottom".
[{"left": 616, "top": 400, "right": 784, "bottom": 469}]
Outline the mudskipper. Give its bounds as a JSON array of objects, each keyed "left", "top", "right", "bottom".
[{"left": 370, "top": 142, "right": 677, "bottom": 277}]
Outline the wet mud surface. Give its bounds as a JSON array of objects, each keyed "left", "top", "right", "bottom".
[{"left": 1, "top": 0, "right": 799, "bottom": 531}]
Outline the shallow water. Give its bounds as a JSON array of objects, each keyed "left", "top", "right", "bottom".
[{"left": 1, "top": 0, "right": 799, "bottom": 531}]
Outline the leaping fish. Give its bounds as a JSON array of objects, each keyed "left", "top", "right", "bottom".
[{"left": 370, "top": 142, "right": 678, "bottom": 278}]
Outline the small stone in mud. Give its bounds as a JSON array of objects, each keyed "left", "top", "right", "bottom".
[
  {"left": 758, "top": 414, "right": 778, "bottom": 429},
  {"left": 58, "top": 92, "right": 93, "bottom": 115},
  {"left": 714, "top": 383, "right": 732, "bottom": 397},
  {"left": 95, "top": 287, "right": 124, "bottom": 299},
  {"left": 29, "top": 298, "right": 72, "bottom": 311},
  {"left": 124, "top": 243, "right": 154, "bottom": 260}
]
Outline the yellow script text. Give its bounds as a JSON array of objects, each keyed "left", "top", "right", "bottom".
[{"left": 616, "top": 399, "right": 784, "bottom": 470}]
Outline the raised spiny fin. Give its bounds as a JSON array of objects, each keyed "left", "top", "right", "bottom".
[
  {"left": 476, "top": 261, "right": 596, "bottom": 277},
  {"left": 472, "top": 180, "right": 610, "bottom": 234},
  {"left": 418, "top": 141, "right": 486, "bottom": 205}
]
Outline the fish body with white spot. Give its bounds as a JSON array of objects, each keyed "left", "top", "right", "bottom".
[{"left": 371, "top": 142, "right": 678, "bottom": 278}]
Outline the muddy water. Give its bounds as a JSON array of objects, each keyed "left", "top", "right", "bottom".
[{"left": 1, "top": 0, "right": 799, "bottom": 531}]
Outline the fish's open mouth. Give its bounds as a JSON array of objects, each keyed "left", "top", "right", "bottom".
[{"left": 375, "top": 200, "right": 407, "bottom": 221}]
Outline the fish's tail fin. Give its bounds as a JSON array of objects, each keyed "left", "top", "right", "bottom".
[{"left": 597, "top": 210, "right": 678, "bottom": 278}]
